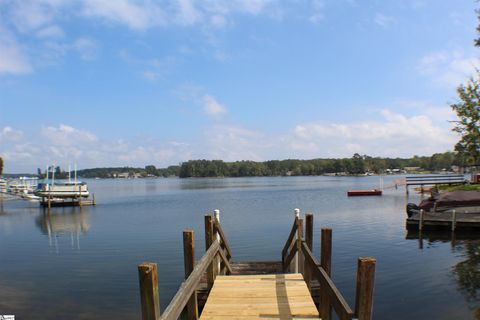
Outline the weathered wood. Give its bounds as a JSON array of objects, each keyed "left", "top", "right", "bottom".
[
  {"left": 452, "top": 209, "right": 457, "bottom": 232},
  {"left": 161, "top": 241, "right": 221, "bottom": 320},
  {"left": 217, "top": 245, "right": 233, "bottom": 275},
  {"left": 204, "top": 214, "right": 215, "bottom": 289},
  {"left": 200, "top": 274, "right": 319, "bottom": 320},
  {"left": 138, "top": 262, "right": 161, "bottom": 320},
  {"left": 213, "top": 220, "right": 232, "bottom": 259},
  {"left": 354, "top": 257, "right": 376, "bottom": 320},
  {"left": 320, "top": 228, "right": 333, "bottom": 320},
  {"left": 283, "top": 242, "right": 297, "bottom": 273},
  {"left": 320, "top": 228, "right": 332, "bottom": 276},
  {"left": 183, "top": 230, "right": 198, "bottom": 320},
  {"left": 305, "top": 214, "right": 313, "bottom": 251},
  {"left": 281, "top": 217, "right": 298, "bottom": 265},
  {"left": 302, "top": 242, "right": 354, "bottom": 320},
  {"left": 304, "top": 213, "right": 314, "bottom": 291},
  {"left": 296, "top": 218, "right": 304, "bottom": 274},
  {"left": 419, "top": 209, "right": 424, "bottom": 231}
]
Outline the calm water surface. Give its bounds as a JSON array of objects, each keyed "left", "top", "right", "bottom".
[{"left": 1, "top": 176, "right": 479, "bottom": 319}]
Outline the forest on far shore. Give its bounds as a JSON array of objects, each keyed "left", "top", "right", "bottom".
[{"left": 51, "top": 151, "right": 467, "bottom": 179}]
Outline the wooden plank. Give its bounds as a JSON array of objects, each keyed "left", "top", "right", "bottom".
[
  {"left": 161, "top": 241, "right": 220, "bottom": 320},
  {"left": 183, "top": 230, "right": 198, "bottom": 320},
  {"left": 302, "top": 242, "right": 354, "bottom": 320},
  {"left": 214, "top": 221, "right": 232, "bottom": 259},
  {"left": 217, "top": 246, "right": 233, "bottom": 275},
  {"left": 138, "top": 262, "right": 161, "bottom": 320},
  {"left": 283, "top": 242, "right": 297, "bottom": 272},
  {"left": 281, "top": 217, "right": 298, "bottom": 264},
  {"left": 200, "top": 274, "right": 319, "bottom": 320},
  {"left": 204, "top": 214, "right": 215, "bottom": 289}
]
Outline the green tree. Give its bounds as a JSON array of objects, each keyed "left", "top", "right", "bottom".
[
  {"left": 450, "top": 74, "right": 480, "bottom": 165},
  {"left": 0, "top": 157, "right": 3, "bottom": 175}
]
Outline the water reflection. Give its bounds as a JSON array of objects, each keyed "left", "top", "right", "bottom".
[
  {"left": 36, "top": 209, "right": 89, "bottom": 251},
  {"left": 407, "top": 230, "right": 480, "bottom": 318}
]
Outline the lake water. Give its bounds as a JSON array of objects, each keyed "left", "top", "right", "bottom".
[{"left": 0, "top": 176, "right": 479, "bottom": 319}]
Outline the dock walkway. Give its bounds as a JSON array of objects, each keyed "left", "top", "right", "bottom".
[
  {"left": 200, "top": 274, "right": 319, "bottom": 319},
  {"left": 137, "top": 210, "right": 376, "bottom": 320}
]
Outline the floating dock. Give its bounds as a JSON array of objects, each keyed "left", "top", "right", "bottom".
[
  {"left": 40, "top": 196, "right": 96, "bottom": 208},
  {"left": 347, "top": 189, "right": 382, "bottom": 196},
  {"left": 137, "top": 210, "right": 376, "bottom": 320},
  {"left": 406, "top": 208, "right": 480, "bottom": 231}
]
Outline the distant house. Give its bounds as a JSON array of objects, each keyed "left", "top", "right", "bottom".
[
  {"left": 404, "top": 167, "right": 421, "bottom": 173},
  {"left": 117, "top": 172, "right": 129, "bottom": 179}
]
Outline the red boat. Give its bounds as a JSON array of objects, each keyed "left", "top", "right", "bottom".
[{"left": 347, "top": 189, "right": 383, "bottom": 196}]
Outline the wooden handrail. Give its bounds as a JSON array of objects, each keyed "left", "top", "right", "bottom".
[
  {"left": 283, "top": 242, "right": 298, "bottom": 272},
  {"left": 213, "top": 220, "right": 232, "bottom": 259},
  {"left": 301, "top": 241, "right": 354, "bottom": 320},
  {"left": 217, "top": 245, "right": 233, "bottom": 274},
  {"left": 159, "top": 241, "right": 221, "bottom": 320},
  {"left": 281, "top": 217, "right": 298, "bottom": 263}
]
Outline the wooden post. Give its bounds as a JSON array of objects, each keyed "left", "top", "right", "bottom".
[
  {"left": 214, "top": 209, "right": 221, "bottom": 275},
  {"left": 294, "top": 208, "right": 300, "bottom": 273},
  {"left": 204, "top": 214, "right": 215, "bottom": 289},
  {"left": 319, "top": 228, "right": 332, "bottom": 320},
  {"left": 451, "top": 209, "right": 456, "bottom": 232},
  {"left": 419, "top": 209, "right": 424, "bottom": 231},
  {"left": 183, "top": 230, "right": 198, "bottom": 320},
  {"left": 138, "top": 262, "right": 160, "bottom": 320},
  {"left": 296, "top": 218, "right": 304, "bottom": 275},
  {"left": 304, "top": 213, "right": 313, "bottom": 291},
  {"left": 355, "top": 257, "right": 376, "bottom": 320}
]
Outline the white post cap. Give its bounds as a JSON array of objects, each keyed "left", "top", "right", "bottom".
[
  {"left": 294, "top": 208, "right": 300, "bottom": 218},
  {"left": 214, "top": 209, "right": 220, "bottom": 222}
]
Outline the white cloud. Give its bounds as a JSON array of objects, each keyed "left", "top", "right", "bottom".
[
  {"left": 175, "top": 0, "right": 202, "bottom": 25},
  {"left": 203, "top": 95, "right": 227, "bottom": 117},
  {"left": 0, "top": 26, "right": 32, "bottom": 75},
  {"left": 82, "top": 0, "right": 166, "bottom": 30},
  {"left": 203, "top": 124, "right": 266, "bottom": 161},
  {"left": 0, "top": 127, "right": 23, "bottom": 142},
  {"left": 288, "top": 110, "right": 457, "bottom": 158},
  {"left": 309, "top": 0, "right": 325, "bottom": 25},
  {"left": 374, "top": 13, "right": 396, "bottom": 28},
  {"left": 418, "top": 50, "right": 480, "bottom": 88},
  {"left": 41, "top": 124, "right": 98, "bottom": 147},
  {"left": 7, "top": 0, "right": 66, "bottom": 33}
]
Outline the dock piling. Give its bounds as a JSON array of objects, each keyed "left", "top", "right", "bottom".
[
  {"left": 419, "top": 209, "right": 424, "bottom": 231},
  {"left": 204, "top": 214, "right": 215, "bottom": 289},
  {"left": 293, "top": 208, "right": 300, "bottom": 273},
  {"left": 451, "top": 209, "right": 457, "bottom": 232},
  {"left": 183, "top": 230, "right": 198, "bottom": 320},
  {"left": 304, "top": 213, "right": 313, "bottom": 291},
  {"left": 320, "top": 228, "right": 332, "bottom": 320},
  {"left": 354, "top": 257, "right": 376, "bottom": 320},
  {"left": 138, "top": 262, "right": 160, "bottom": 320}
]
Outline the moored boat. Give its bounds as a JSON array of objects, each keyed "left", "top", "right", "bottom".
[
  {"left": 35, "top": 181, "right": 90, "bottom": 198},
  {"left": 406, "top": 190, "right": 480, "bottom": 217}
]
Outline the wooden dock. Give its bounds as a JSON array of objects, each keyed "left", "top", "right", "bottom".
[
  {"left": 200, "top": 274, "right": 318, "bottom": 319},
  {"left": 40, "top": 195, "right": 96, "bottom": 208},
  {"left": 407, "top": 209, "right": 480, "bottom": 230},
  {"left": 137, "top": 210, "right": 376, "bottom": 320}
]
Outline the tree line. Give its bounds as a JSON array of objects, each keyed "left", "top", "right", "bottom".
[{"left": 52, "top": 151, "right": 464, "bottom": 179}]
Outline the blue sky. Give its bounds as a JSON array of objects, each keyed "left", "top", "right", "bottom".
[{"left": 0, "top": 0, "right": 479, "bottom": 172}]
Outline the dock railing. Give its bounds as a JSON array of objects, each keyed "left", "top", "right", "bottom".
[
  {"left": 138, "top": 212, "right": 231, "bottom": 320},
  {"left": 281, "top": 211, "right": 376, "bottom": 320}
]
